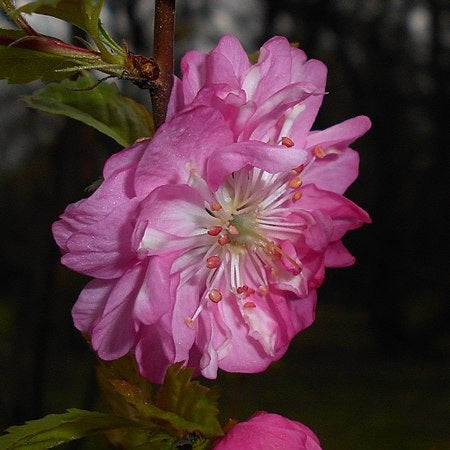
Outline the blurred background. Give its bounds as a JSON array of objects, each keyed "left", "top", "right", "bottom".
[{"left": 0, "top": 0, "right": 449, "bottom": 449}]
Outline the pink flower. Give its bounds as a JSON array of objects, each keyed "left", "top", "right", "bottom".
[
  {"left": 53, "top": 35, "right": 370, "bottom": 383},
  {"left": 212, "top": 412, "right": 322, "bottom": 450}
]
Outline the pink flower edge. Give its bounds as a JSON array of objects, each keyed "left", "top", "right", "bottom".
[{"left": 212, "top": 411, "right": 322, "bottom": 450}]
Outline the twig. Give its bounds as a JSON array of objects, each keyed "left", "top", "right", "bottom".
[{"left": 151, "top": 0, "right": 175, "bottom": 129}]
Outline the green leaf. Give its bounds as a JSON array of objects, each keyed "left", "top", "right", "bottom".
[
  {"left": 0, "top": 45, "right": 88, "bottom": 83},
  {"left": 99, "top": 361, "right": 222, "bottom": 438},
  {"left": 157, "top": 363, "right": 223, "bottom": 438},
  {"left": 23, "top": 74, "right": 154, "bottom": 146},
  {"left": 0, "top": 28, "right": 27, "bottom": 41},
  {"left": 97, "top": 359, "right": 212, "bottom": 449},
  {"left": 16, "top": 0, "right": 124, "bottom": 61},
  {"left": 0, "top": 408, "right": 139, "bottom": 449},
  {"left": 97, "top": 356, "right": 154, "bottom": 421},
  {"left": 17, "top": 0, "right": 102, "bottom": 35}
]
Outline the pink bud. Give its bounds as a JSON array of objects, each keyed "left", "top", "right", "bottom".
[{"left": 212, "top": 412, "right": 322, "bottom": 450}]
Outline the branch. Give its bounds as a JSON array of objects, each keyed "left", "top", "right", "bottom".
[{"left": 151, "top": 0, "right": 175, "bottom": 129}]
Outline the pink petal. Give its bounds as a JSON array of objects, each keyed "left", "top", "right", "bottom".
[
  {"left": 53, "top": 165, "right": 139, "bottom": 251},
  {"left": 251, "top": 36, "right": 305, "bottom": 104},
  {"left": 323, "top": 241, "right": 355, "bottom": 267},
  {"left": 207, "top": 141, "right": 308, "bottom": 190},
  {"left": 180, "top": 50, "right": 207, "bottom": 105},
  {"left": 302, "top": 147, "right": 360, "bottom": 194},
  {"left": 297, "top": 184, "right": 371, "bottom": 241},
  {"left": 62, "top": 197, "right": 141, "bottom": 278},
  {"left": 305, "top": 115, "right": 371, "bottom": 150},
  {"left": 135, "top": 106, "right": 233, "bottom": 196},
  {"left": 135, "top": 314, "right": 176, "bottom": 384},
  {"left": 289, "top": 58, "right": 328, "bottom": 147},
  {"left": 166, "top": 75, "right": 184, "bottom": 120},
  {"left": 133, "top": 254, "right": 177, "bottom": 325},
  {"left": 136, "top": 184, "right": 210, "bottom": 237},
  {"left": 240, "top": 82, "right": 318, "bottom": 142},
  {"left": 72, "top": 279, "right": 113, "bottom": 334},
  {"left": 206, "top": 35, "right": 250, "bottom": 87},
  {"left": 91, "top": 263, "right": 146, "bottom": 360}
]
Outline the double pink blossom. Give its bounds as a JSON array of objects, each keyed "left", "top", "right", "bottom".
[
  {"left": 212, "top": 412, "right": 322, "bottom": 450},
  {"left": 53, "top": 35, "right": 370, "bottom": 383}
]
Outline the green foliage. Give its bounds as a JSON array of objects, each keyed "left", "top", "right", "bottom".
[
  {"left": 0, "top": 45, "right": 92, "bottom": 83},
  {"left": 98, "top": 360, "right": 223, "bottom": 448},
  {"left": 0, "top": 27, "right": 124, "bottom": 84},
  {"left": 157, "top": 363, "right": 223, "bottom": 438},
  {"left": 0, "top": 360, "right": 222, "bottom": 449},
  {"left": 15, "top": 0, "right": 123, "bottom": 61},
  {"left": 16, "top": 0, "right": 102, "bottom": 33},
  {"left": 0, "top": 409, "right": 139, "bottom": 449},
  {"left": 23, "top": 74, "right": 154, "bottom": 146}
]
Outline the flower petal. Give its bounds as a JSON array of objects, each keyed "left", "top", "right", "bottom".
[
  {"left": 62, "top": 197, "right": 141, "bottom": 278},
  {"left": 91, "top": 263, "right": 146, "bottom": 360},
  {"left": 135, "top": 106, "right": 234, "bottom": 196},
  {"left": 207, "top": 141, "right": 308, "bottom": 190},
  {"left": 297, "top": 184, "right": 371, "bottom": 241},
  {"left": 302, "top": 147, "right": 360, "bottom": 194},
  {"left": 305, "top": 115, "right": 371, "bottom": 150}
]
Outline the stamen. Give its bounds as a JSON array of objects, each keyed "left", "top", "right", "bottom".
[
  {"left": 292, "top": 191, "right": 303, "bottom": 202},
  {"left": 288, "top": 177, "right": 302, "bottom": 189},
  {"left": 206, "top": 255, "right": 221, "bottom": 269},
  {"left": 268, "top": 242, "right": 303, "bottom": 274},
  {"left": 243, "top": 301, "right": 256, "bottom": 309},
  {"left": 314, "top": 146, "right": 326, "bottom": 158},
  {"left": 258, "top": 285, "right": 268, "bottom": 295},
  {"left": 228, "top": 224, "right": 240, "bottom": 235},
  {"left": 207, "top": 226, "right": 223, "bottom": 236},
  {"left": 185, "top": 318, "right": 195, "bottom": 328},
  {"left": 208, "top": 289, "right": 223, "bottom": 303},
  {"left": 281, "top": 136, "right": 295, "bottom": 147},
  {"left": 218, "top": 234, "right": 230, "bottom": 246},
  {"left": 244, "top": 287, "right": 255, "bottom": 297},
  {"left": 211, "top": 202, "right": 222, "bottom": 211},
  {"left": 292, "top": 164, "right": 304, "bottom": 174},
  {"left": 237, "top": 285, "right": 248, "bottom": 294}
]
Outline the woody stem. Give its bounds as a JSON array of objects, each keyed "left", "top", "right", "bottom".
[{"left": 151, "top": 0, "right": 176, "bottom": 129}]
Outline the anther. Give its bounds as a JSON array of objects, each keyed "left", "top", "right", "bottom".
[
  {"left": 211, "top": 202, "right": 222, "bottom": 211},
  {"left": 208, "top": 289, "right": 223, "bottom": 303},
  {"left": 292, "top": 164, "right": 304, "bottom": 174},
  {"left": 207, "top": 226, "right": 223, "bottom": 236},
  {"left": 228, "top": 224, "right": 240, "bottom": 235},
  {"left": 206, "top": 255, "right": 221, "bottom": 269},
  {"left": 288, "top": 177, "right": 302, "bottom": 189},
  {"left": 237, "top": 285, "right": 249, "bottom": 294},
  {"left": 281, "top": 136, "right": 295, "bottom": 147},
  {"left": 243, "top": 301, "right": 256, "bottom": 309},
  {"left": 314, "top": 146, "right": 326, "bottom": 158},
  {"left": 292, "top": 191, "right": 303, "bottom": 202},
  {"left": 258, "top": 285, "right": 269, "bottom": 295},
  {"left": 218, "top": 234, "right": 230, "bottom": 246},
  {"left": 244, "top": 288, "right": 255, "bottom": 297},
  {"left": 185, "top": 318, "right": 195, "bottom": 328}
]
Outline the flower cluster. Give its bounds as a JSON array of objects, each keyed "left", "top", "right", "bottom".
[{"left": 53, "top": 35, "right": 370, "bottom": 383}]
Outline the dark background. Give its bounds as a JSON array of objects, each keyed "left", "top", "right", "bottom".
[{"left": 0, "top": 1, "right": 449, "bottom": 449}]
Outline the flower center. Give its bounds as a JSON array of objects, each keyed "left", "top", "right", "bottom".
[{"left": 181, "top": 163, "right": 311, "bottom": 326}]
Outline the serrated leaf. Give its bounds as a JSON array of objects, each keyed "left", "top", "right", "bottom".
[
  {"left": 157, "top": 363, "right": 223, "bottom": 438},
  {"left": 15, "top": 0, "right": 123, "bottom": 60},
  {"left": 23, "top": 74, "right": 154, "bottom": 146},
  {"left": 97, "top": 356, "right": 154, "bottom": 421},
  {"left": 17, "top": 0, "right": 102, "bottom": 35},
  {"left": 0, "top": 408, "right": 139, "bottom": 449},
  {"left": 0, "top": 45, "right": 87, "bottom": 83}
]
